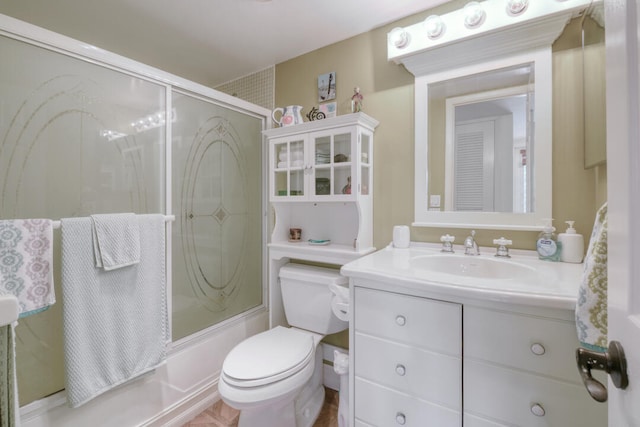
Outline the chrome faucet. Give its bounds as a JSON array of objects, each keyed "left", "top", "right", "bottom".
[{"left": 464, "top": 230, "right": 480, "bottom": 255}]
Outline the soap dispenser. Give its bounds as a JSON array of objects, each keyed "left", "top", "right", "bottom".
[
  {"left": 536, "top": 219, "right": 562, "bottom": 261},
  {"left": 558, "top": 220, "right": 584, "bottom": 263}
]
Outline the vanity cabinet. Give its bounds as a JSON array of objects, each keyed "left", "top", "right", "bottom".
[
  {"left": 349, "top": 281, "right": 607, "bottom": 427},
  {"left": 353, "top": 287, "right": 462, "bottom": 426},
  {"left": 463, "top": 306, "right": 606, "bottom": 426}
]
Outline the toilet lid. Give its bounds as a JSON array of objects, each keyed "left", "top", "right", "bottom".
[{"left": 222, "top": 326, "right": 315, "bottom": 388}]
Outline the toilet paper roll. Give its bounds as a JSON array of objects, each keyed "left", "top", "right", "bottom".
[
  {"left": 331, "top": 299, "right": 349, "bottom": 321},
  {"left": 393, "top": 225, "right": 410, "bottom": 249},
  {"left": 330, "top": 283, "right": 349, "bottom": 321}
]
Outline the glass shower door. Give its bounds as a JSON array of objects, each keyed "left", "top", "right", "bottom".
[
  {"left": 171, "top": 90, "right": 264, "bottom": 340},
  {"left": 0, "top": 34, "right": 165, "bottom": 405}
]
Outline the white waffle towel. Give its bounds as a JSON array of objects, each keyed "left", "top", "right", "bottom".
[
  {"left": 0, "top": 219, "right": 55, "bottom": 318},
  {"left": 91, "top": 213, "right": 140, "bottom": 270},
  {"left": 61, "top": 214, "right": 167, "bottom": 408}
]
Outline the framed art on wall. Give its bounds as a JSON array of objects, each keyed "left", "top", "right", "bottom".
[
  {"left": 318, "top": 72, "right": 336, "bottom": 102},
  {"left": 319, "top": 102, "right": 337, "bottom": 118}
]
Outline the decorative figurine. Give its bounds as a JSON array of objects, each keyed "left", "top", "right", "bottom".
[
  {"left": 342, "top": 176, "right": 352, "bottom": 195},
  {"left": 351, "top": 87, "right": 363, "bottom": 113},
  {"left": 306, "top": 106, "right": 326, "bottom": 121}
]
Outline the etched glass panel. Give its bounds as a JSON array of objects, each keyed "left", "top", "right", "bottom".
[
  {"left": 171, "top": 91, "right": 263, "bottom": 340},
  {"left": 0, "top": 35, "right": 165, "bottom": 404}
]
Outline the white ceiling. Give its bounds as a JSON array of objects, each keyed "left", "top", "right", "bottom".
[{"left": 0, "top": 0, "right": 448, "bottom": 87}]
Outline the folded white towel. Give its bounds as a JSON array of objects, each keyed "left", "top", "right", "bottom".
[
  {"left": 91, "top": 213, "right": 140, "bottom": 270},
  {"left": 0, "top": 219, "right": 55, "bottom": 318},
  {"left": 61, "top": 215, "right": 167, "bottom": 408},
  {"left": 576, "top": 203, "right": 608, "bottom": 352}
]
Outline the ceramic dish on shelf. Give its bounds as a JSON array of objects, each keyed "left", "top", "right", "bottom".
[
  {"left": 288, "top": 239, "right": 302, "bottom": 243},
  {"left": 308, "top": 239, "right": 331, "bottom": 246}
]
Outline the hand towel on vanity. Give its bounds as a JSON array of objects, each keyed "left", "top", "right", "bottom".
[
  {"left": 60, "top": 214, "right": 167, "bottom": 408},
  {"left": 0, "top": 219, "right": 55, "bottom": 318},
  {"left": 90, "top": 213, "right": 140, "bottom": 270},
  {"left": 575, "top": 202, "right": 607, "bottom": 352}
]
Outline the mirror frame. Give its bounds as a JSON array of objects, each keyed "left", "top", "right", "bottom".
[{"left": 414, "top": 49, "right": 552, "bottom": 230}]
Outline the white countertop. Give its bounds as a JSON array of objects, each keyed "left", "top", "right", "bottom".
[{"left": 340, "top": 242, "right": 583, "bottom": 310}]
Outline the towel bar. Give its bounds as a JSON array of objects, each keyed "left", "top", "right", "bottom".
[{"left": 51, "top": 214, "right": 175, "bottom": 229}]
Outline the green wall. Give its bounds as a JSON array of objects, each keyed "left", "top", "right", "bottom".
[{"left": 275, "top": 3, "right": 606, "bottom": 255}]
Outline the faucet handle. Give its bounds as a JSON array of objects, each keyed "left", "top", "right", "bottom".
[
  {"left": 493, "top": 237, "right": 512, "bottom": 258},
  {"left": 440, "top": 234, "right": 455, "bottom": 253}
]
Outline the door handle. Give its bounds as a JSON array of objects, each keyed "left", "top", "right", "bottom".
[{"left": 575, "top": 340, "right": 629, "bottom": 402}]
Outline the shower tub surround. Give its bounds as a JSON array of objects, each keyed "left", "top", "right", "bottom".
[{"left": 0, "top": 13, "right": 270, "bottom": 427}]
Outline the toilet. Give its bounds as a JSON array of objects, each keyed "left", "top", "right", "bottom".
[{"left": 218, "top": 263, "right": 349, "bottom": 427}]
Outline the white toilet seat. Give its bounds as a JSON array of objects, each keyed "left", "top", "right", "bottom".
[
  {"left": 219, "top": 327, "right": 323, "bottom": 409},
  {"left": 222, "top": 326, "right": 315, "bottom": 388}
]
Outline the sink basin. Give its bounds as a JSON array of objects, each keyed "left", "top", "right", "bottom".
[{"left": 410, "top": 254, "right": 536, "bottom": 280}]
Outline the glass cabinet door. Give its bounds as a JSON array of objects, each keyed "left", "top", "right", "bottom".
[
  {"left": 271, "top": 138, "right": 306, "bottom": 198},
  {"left": 311, "top": 130, "right": 353, "bottom": 198},
  {"left": 360, "top": 131, "right": 372, "bottom": 196}
]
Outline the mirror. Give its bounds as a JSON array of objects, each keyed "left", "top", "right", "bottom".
[
  {"left": 414, "top": 50, "right": 552, "bottom": 230},
  {"left": 583, "top": 4, "right": 606, "bottom": 168},
  {"left": 442, "top": 66, "right": 533, "bottom": 213}
]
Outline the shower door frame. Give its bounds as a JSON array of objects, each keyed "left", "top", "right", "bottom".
[{"left": 0, "top": 11, "right": 270, "bottom": 414}]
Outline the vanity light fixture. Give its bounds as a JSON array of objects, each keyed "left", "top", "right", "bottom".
[
  {"left": 463, "top": 1, "right": 486, "bottom": 28},
  {"left": 424, "top": 15, "right": 445, "bottom": 39},
  {"left": 389, "top": 27, "right": 411, "bottom": 48},
  {"left": 506, "top": 0, "right": 529, "bottom": 15}
]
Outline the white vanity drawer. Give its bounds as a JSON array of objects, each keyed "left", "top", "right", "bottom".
[
  {"left": 463, "top": 306, "right": 580, "bottom": 383},
  {"left": 355, "top": 377, "right": 462, "bottom": 427},
  {"left": 354, "top": 287, "right": 461, "bottom": 355},
  {"left": 464, "top": 360, "right": 607, "bottom": 427},
  {"left": 354, "top": 332, "right": 461, "bottom": 410},
  {"left": 463, "top": 414, "right": 507, "bottom": 427}
]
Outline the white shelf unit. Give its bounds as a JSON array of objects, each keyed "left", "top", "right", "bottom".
[{"left": 264, "top": 112, "right": 379, "bottom": 328}]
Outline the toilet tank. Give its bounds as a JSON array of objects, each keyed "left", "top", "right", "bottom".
[{"left": 279, "top": 263, "right": 349, "bottom": 335}]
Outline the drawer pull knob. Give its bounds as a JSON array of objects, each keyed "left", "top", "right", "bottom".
[
  {"left": 396, "top": 412, "right": 406, "bottom": 425},
  {"left": 395, "top": 364, "right": 406, "bottom": 376},
  {"left": 531, "top": 343, "right": 546, "bottom": 355},
  {"left": 396, "top": 315, "right": 406, "bottom": 326},
  {"left": 530, "top": 403, "right": 545, "bottom": 417}
]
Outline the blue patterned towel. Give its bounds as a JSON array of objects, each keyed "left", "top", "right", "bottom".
[
  {"left": 0, "top": 219, "right": 55, "bottom": 318},
  {"left": 576, "top": 203, "right": 607, "bottom": 352},
  {"left": 91, "top": 213, "right": 140, "bottom": 271}
]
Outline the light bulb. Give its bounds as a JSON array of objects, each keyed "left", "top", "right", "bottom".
[
  {"left": 507, "top": 0, "right": 529, "bottom": 15},
  {"left": 464, "top": 1, "right": 486, "bottom": 28},
  {"left": 389, "top": 27, "right": 410, "bottom": 49},
  {"left": 424, "top": 15, "right": 445, "bottom": 39}
]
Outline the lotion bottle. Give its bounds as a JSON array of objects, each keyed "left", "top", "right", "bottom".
[
  {"left": 536, "top": 219, "right": 562, "bottom": 261},
  {"left": 558, "top": 220, "right": 584, "bottom": 263}
]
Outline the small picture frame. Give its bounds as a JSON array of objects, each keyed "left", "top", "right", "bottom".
[
  {"left": 318, "top": 72, "right": 336, "bottom": 102},
  {"left": 319, "top": 102, "right": 337, "bottom": 118}
]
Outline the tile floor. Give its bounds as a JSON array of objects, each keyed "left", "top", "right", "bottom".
[{"left": 182, "top": 387, "right": 339, "bottom": 427}]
